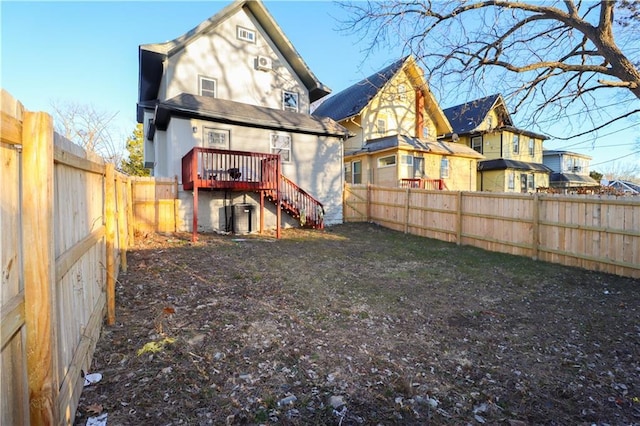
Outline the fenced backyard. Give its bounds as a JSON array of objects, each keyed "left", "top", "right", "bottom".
[
  {"left": 344, "top": 184, "right": 640, "bottom": 279},
  {"left": 2, "top": 88, "right": 639, "bottom": 424}
]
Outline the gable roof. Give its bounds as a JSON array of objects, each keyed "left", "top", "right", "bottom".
[
  {"left": 313, "top": 57, "right": 407, "bottom": 122},
  {"left": 153, "top": 93, "right": 348, "bottom": 138},
  {"left": 442, "top": 94, "right": 507, "bottom": 134},
  {"left": 313, "top": 56, "right": 452, "bottom": 133},
  {"left": 346, "top": 134, "right": 483, "bottom": 159},
  {"left": 138, "top": 0, "right": 330, "bottom": 108}
]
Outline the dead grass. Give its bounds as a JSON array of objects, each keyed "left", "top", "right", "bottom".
[{"left": 77, "top": 223, "right": 640, "bottom": 425}]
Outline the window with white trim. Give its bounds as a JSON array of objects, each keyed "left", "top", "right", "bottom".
[
  {"left": 237, "top": 26, "right": 255, "bottom": 43},
  {"left": 513, "top": 134, "right": 520, "bottom": 154},
  {"left": 199, "top": 76, "right": 216, "bottom": 98},
  {"left": 471, "top": 136, "right": 483, "bottom": 154},
  {"left": 508, "top": 172, "right": 515, "bottom": 189},
  {"left": 344, "top": 163, "right": 352, "bottom": 184},
  {"left": 282, "top": 91, "right": 299, "bottom": 112},
  {"left": 401, "top": 155, "right": 413, "bottom": 165},
  {"left": 352, "top": 160, "right": 362, "bottom": 184},
  {"left": 398, "top": 84, "right": 407, "bottom": 101},
  {"left": 270, "top": 134, "right": 291, "bottom": 162},
  {"left": 377, "top": 155, "right": 396, "bottom": 167},
  {"left": 528, "top": 173, "right": 535, "bottom": 190},
  {"left": 376, "top": 118, "right": 386, "bottom": 135},
  {"left": 440, "top": 158, "right": 449, "bottom": 178},
  {"left": 203, "top": 127, "right": 229, "bottom": 150},
  {"left": 528, "top": 138, "right": 535, "bottom": 156}
]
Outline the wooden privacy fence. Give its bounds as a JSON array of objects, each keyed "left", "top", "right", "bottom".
[
  {"left": 344, "top": 184, "right": 640, "bottom": 279},
  {"left": 1, "top": 91, "right": 132, "bottom": 425},
  {"left": 131, "top": 176, "right": 179, "bottom": 234}
]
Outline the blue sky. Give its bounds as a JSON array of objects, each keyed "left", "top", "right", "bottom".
[{"left": 2, "top": 1, "right": 638, "bottom": 174}]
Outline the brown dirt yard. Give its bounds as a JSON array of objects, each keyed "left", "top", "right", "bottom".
[{"left": 76, "top": 223, "right": 640, "bottom": 425}]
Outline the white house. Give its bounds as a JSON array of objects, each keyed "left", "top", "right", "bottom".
[
  {"left": 542, "top": 150, "right": 599, "bottom": 190},
  {"left": 137, "top": 0, "right": 348, "bottom": 237}
]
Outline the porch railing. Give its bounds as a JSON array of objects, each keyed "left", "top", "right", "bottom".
[
  {"left": 266, "top": 176, "right": 324, "bottom": 229},
  {"left": 400, "top": 178, "right": 448, "bottom": 190},
  {"left": 182, "top": 147, "right": 280, "bottom": 191}
]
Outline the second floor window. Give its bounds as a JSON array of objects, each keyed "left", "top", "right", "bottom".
[
  {"left": 376, "top": 118, "right": 386, "bottom": 135},
  {"left": 283, "top": 91, "right": 299, "bottom": 112},
  {"left": 471, "top": 136, "right": 482, "bottom": 153},
  {"left": 398, "top": 84, "right": 407, "bottom": 101},
  {"left": 377, "top": 155, "right": 396, "bottom": 167},
  {"left": 199, "top": 76, "right": 216, "bottom": 98},
  {"left": 528, "top": 138, "right": 535, "bottom": 156},
  {"left": 237, "top": 26, "right": 255, "bottom": 43},
  {"left": 270, "top": 134, "right": 291, "bottom": 162},
  {"left": 513, "top": 134, "right": 520, "bottom": 154}
]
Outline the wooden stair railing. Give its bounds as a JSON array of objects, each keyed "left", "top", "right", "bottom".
[{"left": 264, "top": 175, "right": 324, "bottom": 229}]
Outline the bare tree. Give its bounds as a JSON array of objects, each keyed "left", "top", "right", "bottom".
[
  {"left": 340, "top": 0, "right": 640, "bottom": 140},
  {"left": 600, "top": 161, "right": 640, "bottom": 182},
  {"left": 51, "top": 100, "right": 124, "bottom": 164}
]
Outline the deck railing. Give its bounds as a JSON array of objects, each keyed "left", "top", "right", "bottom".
[
  {"left": 400, "top": 178, "right": 448, "bottom": 190},
  {"left": 182, "top": 147, "right": 280, "bottom": 191},
  {"left": 267, "top": 176, "right": 324, "bottom": 228}
]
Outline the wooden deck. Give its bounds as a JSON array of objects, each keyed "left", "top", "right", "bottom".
[{"left": 182, "top": 147, "right": 280, "bottom": 191}]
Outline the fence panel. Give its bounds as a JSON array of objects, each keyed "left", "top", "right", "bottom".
[
  {"left": 132, "top": 176, "right": 178, "bottom": 233},
  {"left": 1, "top": 92, "right": 29, "bottom": 426},
  {"left": 1, "top": 90, "right": 129, "bottom": 425},
  {"left": 346, "top": 184, "right": 640, "bottom": 279}
]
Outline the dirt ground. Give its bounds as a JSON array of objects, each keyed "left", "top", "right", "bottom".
[{"left": 76, "top": 223, "right": 640, "bottom": 425}]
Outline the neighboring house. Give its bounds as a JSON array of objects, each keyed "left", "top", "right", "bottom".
[
  {"left": 313, "top": 56, "right": 483, "bottom": 191},
  {"left": 442, "top": 94, "right": 552, "bottom": 193},
  {"left": 137, "top": 0, "right": 348, "bottom": 235},
  {"left": 607, "top": 180, "right": 640, "bottom": 195},
  {"left": 542, "top": 150, "right": 599, "bottom": 191}
]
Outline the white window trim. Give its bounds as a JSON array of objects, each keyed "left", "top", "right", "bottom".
[
  {"left": 270, "top": 133, "right": 292, "bottom": 163},
  {"left": 203, "top": 127, "right": 229, "bottom": 149},
  {"left": 440, "top": 157, "right": 450, "bottom": 179},
  {"left": 528, "top": 173, "right": 535, "bottom": 190},
  {"left": 528, "top": 138, "right": 535, "bottom": 156},
  {"left": 282, "top": 91, "right": 299, "bottom": 113},
  {"left": 471, "top": 136, "right": 482, "bottom": 154},
  {"left": 513, "top": 134, "right": 520, "bottom": 154},
  {"left": 508, "top": 172, "right": 515, "bottom": 190},
  {"left": 236, "top": 26, "right": 256, "bottom": 43},
  {"left": 352, "top": 160, "right": 362, "bottom": 184},
  {"left": 376, "top": 118, "right": 387, "bottom": 135},
  {"left": 377, "top": 155, "right": 396, "bottom": 168},
  {"left": 199, "top": 76, "right": 216, "bottom": 98}
]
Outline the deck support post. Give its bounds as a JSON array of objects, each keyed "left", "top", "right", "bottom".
[
  {"left": 192, "top": 186, "right": 198, "bottom": 243},
  {"left": 259, "top": 190, "right": 265, "bottom": 234}
]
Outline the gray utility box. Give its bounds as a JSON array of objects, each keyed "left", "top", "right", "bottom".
[{"left": 232, "top": 203, "right": 255, "bottom": 234}]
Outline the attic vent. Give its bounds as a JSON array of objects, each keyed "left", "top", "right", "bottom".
[{"left": 256, "top": 56, "right": 272, "bottom": 71}]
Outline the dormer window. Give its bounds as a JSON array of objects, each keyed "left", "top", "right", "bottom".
[
  {"left": 283, "top": 91, "right": 299, "bottom": 112},
  {"left": 199, "top": 76, "right": 216, "bottom": 98},
  {"left": 376, "top": 118, "right": 386, "bottom": 135},
  {"left": 237, "top": 26, "right": 255, "bottom": 43}
]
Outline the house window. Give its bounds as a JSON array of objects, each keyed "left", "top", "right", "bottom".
[
  {"left": 199, "top": 76, "right": 216, "bottom": 98},
  {"left": 440, "top": 158, "right": 449, "bottom": 178},
  {"left": 344, "top": 163, "right": 352, "bottom": 184},
  {"left": 528, "top": 138, "right": 535, "bottom": 156},
  {"left": 398, "top": 84, "right": 407, "bottom": 101},
  {"left": 471, "top": 136, "right": 483, "bottom": 154},
  {"left": 237, "top": 26, "right": 255, "bottom": 43},
  {"left": 282, "top": 91, "right": 299, "bottom": 112},
  {"left": 422, "top": 126, "right": 429, "bottom": 139},
  {"left": 487, "top": 115, "right": 494, "bottom": 129},
  {"left": 508, "top": 172, "right": 515, "bottom": 190},
  {"left": 528, "top": 173, "right": 535, "bottom": 190},
  {"left": 513, "top": 134, "right": 520, "bottom": 154},
  {"left": 520, "top": 174, "right": 527, "bottom": 192},
  {"left": 270, "top": 134, "right": 291, "bottom": 162},
  {"left": 352, "top": 160, "right": 362, "bottom": 184},
  {"left": 376, "top": 118, "right": 386, "bottom": 135},
  {"left": 203, "top": 127, "right": 229, "bottom": 149},
  {"left": 377, "top": 155, "right": 396, "bottom": 168},
  {"left": 401, "top": 155, "right": 413, "bottom": 165}
]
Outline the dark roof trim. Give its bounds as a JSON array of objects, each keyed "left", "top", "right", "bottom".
[
  {"left": 478, "top": 158, "right": 552, "bottom": 173},
  {"left": 549, "top": 172, "right": 599, "bottom": 186},
  {"left": 153, "top": 94, "right": 349, "bottom": 138}
]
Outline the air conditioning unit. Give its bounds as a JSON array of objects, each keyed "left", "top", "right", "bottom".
[{"left": 256, "top": 55, "right": 272, "bottom": 71}]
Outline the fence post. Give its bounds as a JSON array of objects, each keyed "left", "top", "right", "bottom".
[
  {"left": 117, "top": 175, "right": 127, "bottom": 272},
  {"left": 23, "top": 111, "right": 58, "bottom": 424},
  {"left": 532, "top": 192, "right": 540, "bottom": 260},
  {"left": 456, "top": 191, "right": 463, "bottom": 245},
  {"left": 105, "top": 164, "right": 116, "bottom": 325},
  {"left": 126, "top": 178, "right": 134, "bottom": 246},
  {"left": 404, "top": 187, "right": 410, "bottom": 234}
]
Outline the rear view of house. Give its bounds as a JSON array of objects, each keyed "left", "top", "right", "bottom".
[{"left": 137, "top": 0, "right": 347, "bottom": 236}]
